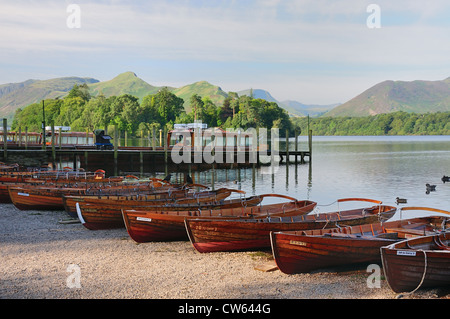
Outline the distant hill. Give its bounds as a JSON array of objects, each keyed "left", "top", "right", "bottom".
[
  {"left": 0, "top": 71, "right": 338, "bottom": 121},
  {"left": 4, "top": 72, "right": 449, "bottom": 123},
  {"left": 325, "top": 77, "right": 450, "bottom": 117},
  {"left": 237, "top": 88, "right": 278, "bottom": 103},
  {"left": 0, "top": 77, "right": 99, "bottom": 121},
  {"left": 237, "top": 89, "right": 338, "bottom": 117},
  {"left": 281, "top": 100, "right": 340, "bottom": 117},
  {"left": 89, "top": 71, "right": 162, "bottom": 100},
  {"left": 172, "top": 81, "right": 228, "bottom": 112}
]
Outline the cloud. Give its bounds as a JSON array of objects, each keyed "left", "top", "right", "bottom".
[
  {"left": 2, "top": 1, "right": 447, "bottom": 64},
  {"left": 0, "top": 0, "right": 449, "bottom": 103}
]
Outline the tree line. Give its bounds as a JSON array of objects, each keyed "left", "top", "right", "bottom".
[
  {"left": 292, "top": 111, "right": 450, "bottom": 136},
  {"left": 10, "top": 84, "right": 450, "bottom": 137},
  {"left": 11, "top": 84, "right": 292, "bottom": 136}
]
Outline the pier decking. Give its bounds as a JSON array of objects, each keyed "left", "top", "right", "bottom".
[
  {"left": 0, "top": 145, "right": 311, "bottom": 173},
  {"left": 0, "top": 119, "right": 312, "bottom": 173}
]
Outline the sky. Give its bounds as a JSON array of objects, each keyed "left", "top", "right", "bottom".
[{"left": 0, "top": 0, "right": 449, "bottom": 105}]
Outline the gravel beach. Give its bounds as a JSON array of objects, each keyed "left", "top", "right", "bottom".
[{"left": 1, "top": 203, "right": 448, "bottom": 301}]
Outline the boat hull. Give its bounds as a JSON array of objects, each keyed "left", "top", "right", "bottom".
[
  {"left": 63, "top": 191, "right": 259, "bottom": 218},
  {"left": 123, "top": 200, "right": 317, "bottom": 243},
  {"left": 381, "top": 232, "right": 450, "bottom": 293},
  {"left": 271, "top": 232, "right": 394, "bottom": 274},
  {"left": 272, "top": 216, "right": 449, "bottom": 275},
  {"left": 8, "top": 181, "right": 171, "bottom": 211},
  {"left": 72, "top": 191, "right": 253, "bottom": 230},
  {"left": 185, "top": 204, "right": 397, "bottom": 253},
  {"left": 122, "top": 212, "right": 189, "bottom": 242},
  {"left": 0, "top": 184, "right": 12, "bottom": 203},
  {"left": 9, "top": 188, "right": 64, "bottom": 210}
]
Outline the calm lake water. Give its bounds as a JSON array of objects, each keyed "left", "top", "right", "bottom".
[{"left": 165, "top": 135, "right": 450, "bottom": 219}]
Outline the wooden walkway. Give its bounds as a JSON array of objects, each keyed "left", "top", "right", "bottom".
[
  {"left": 0, "top": 123, "right": 313, "bottom": 172},
  {"left": 0, "top": 144, "right": 311, "bottom": 175}
]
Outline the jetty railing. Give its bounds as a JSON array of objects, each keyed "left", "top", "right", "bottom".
[{"left": 0, "top": 118, "right": 312, "bottom": 173}]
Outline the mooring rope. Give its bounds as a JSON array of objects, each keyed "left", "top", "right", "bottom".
[
  {"left": 313, "top": 200, "right": 338, "bottom": 215},
  {"left": 316, "top": 200, "right": 338, "bottom": 207},
  {"left": 405, "top": 249, "right": 428, "bottom": 295}
]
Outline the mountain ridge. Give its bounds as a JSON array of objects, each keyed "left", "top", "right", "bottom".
[
  {"left": 0, "top": 77, "right": 99, "bottom": 121},
  {"left": 325, "top": 78, "right": 450, "bottom": 117},
  {"left": 0, "top": 72, "right": 334, "bottom": 120},
  {"left": 89, "top": 71, "right": 162, "bottom": 99},
  {"left": 171, "top": 80, "right": 228, "bottom": 113},
  {"left": 3, "top": 72, "right": 448, "bottom": 123}
]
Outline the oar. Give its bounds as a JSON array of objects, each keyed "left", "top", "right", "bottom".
[
  {"left": 399, "top": 206, "right": 450, "bottom": 219},
  {"left": 186, "top": 183, "right": 209, "bottom": 189},
  {"left": 337, "top": 198, "right": 383, "bottom": 205},
  {"left": 225, "top": 188, "right": 246, "bottom": 194},
  {"left": 149, "top": 177, "right": 209, "bottom": 189},
  {"left": 258, "top": 194, "right": 299, "bottom": 202}
]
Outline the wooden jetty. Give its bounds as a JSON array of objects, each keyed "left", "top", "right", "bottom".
[{"left": 0, "top": 119, "right": 312, "bottom": 173}]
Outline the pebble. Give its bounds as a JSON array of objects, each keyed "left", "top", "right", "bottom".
[{"left": 0, "top": 204, "right": 445, "bottom": 300}]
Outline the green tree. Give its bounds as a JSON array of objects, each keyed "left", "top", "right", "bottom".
[
  {"left": 92, "top": 95, "right": 115, "bottom": 131},
  {"left": 190, "top": 94, "right": 204, "bottom": 122},
  {"left": 12, "top": 99, "right": 63, "bottom": 131},
  {"left": 219, "top": 97, "right": 234, "bottom": 125},
  {"left": 141, "top": 94, "right": 161, "bottom": 124},
  {"left": 73, "top": 96, "right": 106, "bottom": 131},
  {"left": 109, "top": 94, "right": 140, "bottom": 133},
  {"left": 66, "top": 84, "right": 91, "bottom": 102},
  {"left": 153, "top": 87, "right": 184, "bottom": 125},
  {"left": 201, "top": 97, "right": 219, "bottom": 128},
  {"left": 56, "top": 97, "right": 86, "bottom": 126}
]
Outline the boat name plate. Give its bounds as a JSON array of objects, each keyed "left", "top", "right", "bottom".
[
  {"left": 396, "top": 250, "right": 416, "bottom": 256},
  {"left": 136, "top": 217, "right": 152, "bottom": 222},
  {"left": 290, "top": 240, "right": 307, "bottom": 246}
]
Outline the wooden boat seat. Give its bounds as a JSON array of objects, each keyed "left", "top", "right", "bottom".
[
  {"left": 384, "top": 227, "right": 433, "bottom": 238},
  {"left": 375, "top": 232, "right": 400, "bottom": 239},
  {"left": 323, "top": 233, "right": 356, "bottom": 238},
  {"left": 433, "top": 236, "right": 450, "bottom": 250}
]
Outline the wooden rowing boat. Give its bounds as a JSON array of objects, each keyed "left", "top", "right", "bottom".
[
  {"left": 0, "top": 170, "right": 202, "bottom": 205},
  {"left": 0, "top": 181, "right": 39, "bottom": 203},
  {"left": 72, "top": 188, "right": 248, "bottom": 230},
  {"left": 271, "top": 212, "right": 449, "bottom": 274},
  {"left": 380, "top": 207, "right": 450, "bottom": 293},
  {"left": 1, "top": 179, "right": 150, "bottom": 204},
  {"left": 0, "top": 168, "right": 119, "bottom": 182},
  {"left": 64, "top": 187, "right": 241, "bottom": 214},
  {"left": 0, "top": 162, "right": 20, "bottom": 171},
  {"left": 63, "top": 194, "right": 263, "bottom": 221},
  {"left": 185, "top": 198, "right": 397, "bottom": 253},
  {"left": 121, "top": 196, "right": 318, "bottom": 243},
  {"left": 70, "top": 193, "right": 264, "bottom": 229},
  {"left": 381, "top": 232, "right": 450, "bottom": 293},
  {"left": 8, "top": 180, "right": 188, "bottom": 210},
  {"left": 0, "top": 168, "right": 128, "bottom": 203},
  {"left": 63, "top": 189, "right": 257, "bottom": 218}
]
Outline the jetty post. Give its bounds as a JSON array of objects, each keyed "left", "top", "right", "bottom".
[
  {"left": 18, "top": 127, "right": 22, "bottom": 148},
  {"left": 2, "top": 118, "right": 7, "bottom": 160},
  {"left": 51, "top": 121, "right": 56, "bottom": 164},
  {"left": 294, "top": 128, "right": 298, "bottom": 164},
  {"left": 114, "top": 125, "right": 118, "bottom": 176},
  {"left": 42, "top": 100, "right": 46, "bottom": 150},
  {"left": 285, "top": 129, "right": 289, "bottom": 164},
  {"left": 308, "top": 129, "right": 312, "bottom": 160},
  {"left": 25, "top": 127, "right": 28, "bottom": 150},
  {"left": 164, "top": 127, "right": 168, "bottom": 175},
  {"left": 308, "top": 115, "right": 312, "bottom": 161},
  {"left": 152, "top": 127, "right": 156, "bottom": 150}
]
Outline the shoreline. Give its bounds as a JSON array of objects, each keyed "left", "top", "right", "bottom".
[{"left": 1, "top": 203, "right": 448, "bottom": 300}]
